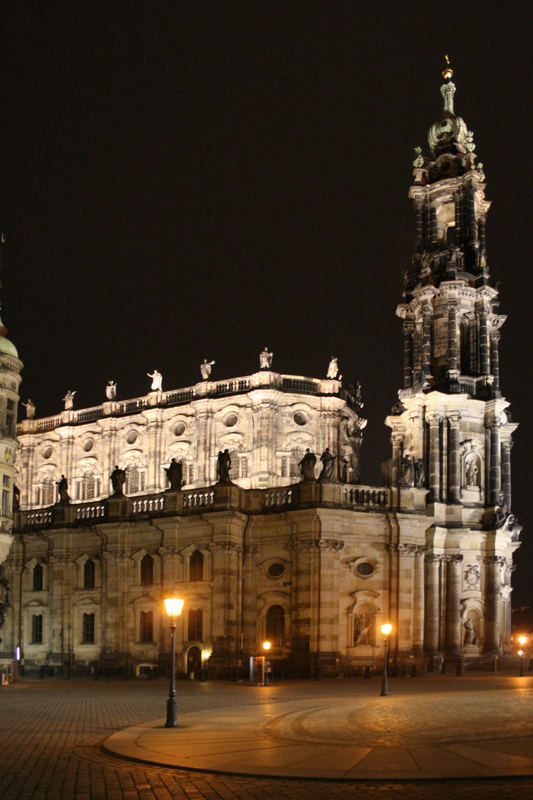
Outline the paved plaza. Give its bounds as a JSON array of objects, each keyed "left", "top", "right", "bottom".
[{"left": 2, "top": 675, "right": 533, "bottom": 799}]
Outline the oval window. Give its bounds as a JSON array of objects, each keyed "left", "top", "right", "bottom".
[
  {"left": 126, "top": 431, "right": 138, "bottom": 445},
  {"left": 356, "top": 562, "right": 374, "bottom": 577},
  {"left": 42, "top": 446, "right": 53, "bottom": 460},
  {"left": 225, "top": 413, "right": 238, "bottom": 427},
  {"left": 268, "top": 563, "right": 285, "bottom": 578},
  {"left": 83, "top": 439, "right": 94, "bottom": 452},
  {"left": 293, "top": 412, "right": 307, "bottom": 426},
  {"left": 173, "top": 422, "right": 186, "bottom": 436}
]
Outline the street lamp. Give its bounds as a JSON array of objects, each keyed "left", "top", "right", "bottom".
[
  {"left": 380, "top": 623, "right": 392, "bottom": 697},
  {"left": 518, "top": 635, "right": 528, "bottom": 677},
  {"left": 164, "top": 596, "right": 184, "bottom": 728},
  {"left": 262, "top": 640, "right": 271, "bottom": 686}
]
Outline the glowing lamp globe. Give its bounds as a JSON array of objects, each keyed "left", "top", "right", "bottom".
[
  {"left": 164, "top": 597, "right": 184, "bottom": 618},
  {"left": 380, "top": 623, "right": 393, "bottom": 636},
  {"left": 263, "top": 641, "right": 272, "bottom": 651},
  {"left": 518, "top": 635, "right": 528, "bottom": 646}
]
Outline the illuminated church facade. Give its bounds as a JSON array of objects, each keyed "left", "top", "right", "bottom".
[{"left": 0, "top": 66, "right": 522, "bottom": 678}]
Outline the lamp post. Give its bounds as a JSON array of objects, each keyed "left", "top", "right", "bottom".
[
  {"left": 262, "top": 640, "right": 271, "bottom": 686},
  {"left": 380, "top": 623, "right": 392, "bottom": 697},
  {"left": 164, "top": 596, "right": 184, "bottom": 728},
  {"left": 518, "top": 635, "right": 528, "bottom": 677}
]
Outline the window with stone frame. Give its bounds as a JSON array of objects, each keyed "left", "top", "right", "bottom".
[
  {"left": 83, "top": 559, "right": 96, "bottom": 589},
  {"left": 187, "top": 463, "right": 195, "bottom": 484},
  {"left": 139, "top": 610, "right": 153, "bottom": 643},
  {"left": 140, "top": 554, "right": 154, "bottom": 585},
  {"left": 41, "top": 478, "right": 55, "bottom": 507},
  {"left": 281, "top": 456, "right": 289, "bottom": 477},
  {"left": 125, "top": 465, "right": 145, "bottom": 495},
  {"left": 81, "top": 471, "right": 97, "bottom": 501},
  {"left": 31, "top": 614, "right": 43, "bottom": 644},
  {"left": 290, "top": 448, "right": 305, "bottom": 478},
  {"left": 188, "top": 608, "right": 203, "bottom": 641},
  {"left": 266, "top": 605, "right": 285, "bottom": 648},
  {"left": 189, "top": 550, "right": 204, "bottom": 582},
  {"left": 240, "top": 455, "right": 248, "bottom": 478},
  {"left": 33, "top": 563, "right": 43, "bottom": 591},
  {"left": 82, "top": 613, "right": 95, "bottom": 643}
]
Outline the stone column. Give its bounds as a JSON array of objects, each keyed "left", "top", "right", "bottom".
[
  {"left": 447, "top": 413, "right": 461, "bottom": 503},
  {"left": 403, "top": 322, "right": 413, "bottom": 389},
  {"left": 501, "top": 440, "right": 512, "bottom": 509},
  {"left": 391, "top": 433, "right": 403, "bottom": 488},
  {"left": 412, "top": 547, "right": 425, "bottom": 654},
  {"left": 484, "top": 556, "right": 504, "bottom": 653},
  {"left": 489, "top": 420, "right": 501, "bottom": 506},
  {"left": 424, "top": 554, "right": 441, "bottom": 655},
  {"left": 316, "top": 538, "right": 344, "bottom": 676},
  {"left": 454, "top": 191, "right": 463, "bottom": 246},
  {"left": 445, "top": 555, "right": 463, "bottom": 655},
  {"left": 478, "top": 302, "right": 490, "bottom": 376},
  {"left": 397, "top": 544, "right": 417, "bottom": 655},
  {"left": 490, "top": 331, "right": 500, "bottom": 393},
  {"left": 414, "top": 200, "right": 424, "bottom": 251},
  {"left": 422, "top": 304, "right": 433, "bottom": 378},
  {"left": 427, "top": 414, "right": 441, "bottom": 502},
  {"left": 447, "top": 301, "right": 458, "bottom": 373}
]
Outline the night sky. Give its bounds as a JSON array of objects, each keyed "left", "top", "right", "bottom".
[{"left": 1, "top": 5, "right": 532, "bottom": 602}]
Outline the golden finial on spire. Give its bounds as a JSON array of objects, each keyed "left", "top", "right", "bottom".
[{"left": 442, "top": 54, "right": 453, "bottom": 81}]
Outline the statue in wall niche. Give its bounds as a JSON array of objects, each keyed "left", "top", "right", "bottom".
[
  {"left": 62, "top": 390, "right": 76, "bottom": 410},
  {"left": 319, "top": 448, "right": 336, "bottom": 481},
  {"left": 353, "top": 613, "right": 373, "bottom": 646},
  {"left": 200, "top": 359, "right": 215, "bottom": 380},
  {"left": 259, "top": 347, "right": 273, "bottom": 369},
  {"left": 400, "top": 454, "right": 414, "bottom": 487},
  {"left": 415, "top": 459, "right": 425, "bottom": 488},
  {"left": 147, "top": 369, "right": 163, "bottom": 391},
  {"left": 165, "top": 458, "right": 183, "bottom": 491},
  {"left": 298, "top": 449, "right": 316, "bottom": 481},
  {"left": 105, "top": 380, "right": 117, "bottom": 400},
  {"left": 56, "top": 475, "right": 70, "bottom": 504},
  {"left": 22, "top": 398, "right": 35, "bottom": 419},
  {"left": 464, "top": 618, "right": 478, "bottom": 646},
  {"left": 110, "top": 465, "right": 126, "bottom": 496},
  {"left": 327, "top": 356, "right": 341, "bottom": 380},
  {"left": 340, "top": 457, "right": 348, "bottom": 483},
  {"left": 465, "top": 459, "right": 479, "bottom": 487},
  {"left": 216, "top": 449, "right": 232, "bottom": 484}
]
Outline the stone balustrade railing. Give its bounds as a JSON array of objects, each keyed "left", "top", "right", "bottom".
[
  {"left": 17, "top": 372, "right": 342, "bottom": 435},
  {"left": 14, "top": 480, "right": 394, "bottom": 532}
]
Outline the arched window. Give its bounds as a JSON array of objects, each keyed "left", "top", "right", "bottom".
[
  {"left": 139, "top": 610, "right": 153, "bottom": 643},
  {"left": 189, "top": 550, "right": 203, "bottom": 582},
  {"left": 42, "top": 478, "right": 55, "bottom": 507},
  {"left": 31, "top": 614, "right": 43, "bottom": 643},
  {"left": 83, "top": 559, "right": 95, "bottom": 589},
  {"left": 290, "top": 448, "right": 305, "bottom": 478},
  {"left": 82, "top": 472, "right": 96, "bottom": 501},
  {"left": 82, "top": 612, "right": 95, "bottom": 643},
  {"left": 140, "top": 554, "right": 154, "bottom": 585},
  {"left": 266, "top": 605, "right": 285, "bottom": 648},
  {"left": 126, "top": 465, "right": 139, "bottom": 494},
  {"left": 33, "top": 563, "right": 43, "bottom": 591},
  {"left": 188, "top": 609, "right": 203, "bottom": 641}
]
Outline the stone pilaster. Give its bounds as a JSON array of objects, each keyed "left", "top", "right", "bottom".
[
  {"left": 490, "top": 331, "right": 500, "bottom": 393},
  {"left": 478, "top": 302, "right": 490, "bottom": 376},
  {"left": 316, "top": 537, "right": 344, "bottom": 676},
  {"left": 424, "top": 554, "right": 442, "bottom": 655},
  {"left": 445, "top": 555, "right": 463, "bottom": 654},
  {"left": 391, "top": 433, "right": 403, "bottom": 488},
  {"left": 403, "top": 322, "right": 414, "bottom": 389},
  {"left": 397, "top": 543, "right": 417, "bottom": 654},
  {"left": 501, "top": 440, "right": 512, "bottom": 509},
  {"left": 447, "top": 413, "right": 461, "bottom": 503},
  {"left": 484, "top": 556, "right": 504, "bottom": 653},
  {"left": 427, "top": 414, "right": 441, "bottom": 502},
  {"left": 422, "top": 304, "right": 433, "bottom": 378},
  {"left": 489, "top": 419, "right": 501, "bottom": 506},
  {"left": 412, "top": 547, "right": 425, "bottom": 653},
  {"left": 447, "top": 301, "right": 458, "bottom": 374}
]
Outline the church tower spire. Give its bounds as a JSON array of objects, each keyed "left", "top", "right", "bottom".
[{"left": 386, "top": 64, "right": 520, "bottom": 662}]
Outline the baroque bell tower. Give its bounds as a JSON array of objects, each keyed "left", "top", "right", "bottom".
[{"left": 386, "top": 60, "right": 520, "bottom": 662}]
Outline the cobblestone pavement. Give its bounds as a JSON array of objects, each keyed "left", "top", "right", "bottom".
[{"left": 2, "top": 676, "right": 533, "bottom": 799}]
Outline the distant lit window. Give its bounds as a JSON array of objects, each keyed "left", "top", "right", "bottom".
[{"left": 82, "top": 472, "right": 96, "bottom": 501}]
